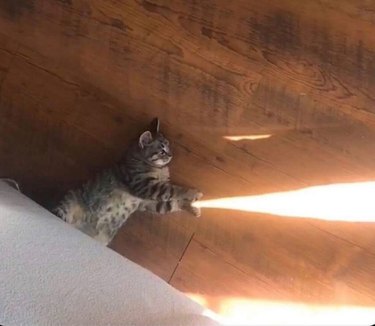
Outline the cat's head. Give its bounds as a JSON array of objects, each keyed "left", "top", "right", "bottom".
[{"left": 137, "top": 118, "right": 172, "bottom": 167}]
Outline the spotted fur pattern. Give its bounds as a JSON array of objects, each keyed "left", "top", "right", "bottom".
[{"left": 54, "top": 120, "right": 202, "bottom": 246}]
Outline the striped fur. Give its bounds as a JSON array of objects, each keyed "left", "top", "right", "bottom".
[{"left": 54, "top": 121, "right": 202, "bottom": 246}]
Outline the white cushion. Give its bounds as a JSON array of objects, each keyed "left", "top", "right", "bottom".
[{"left": 0, "top": 182, "right": 217, "bottom": 326}]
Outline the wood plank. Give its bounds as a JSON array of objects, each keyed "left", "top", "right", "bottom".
[
  {"left": 1, "top": 0, "right": 375, "bottom": 314},
  {"left": 171, "top": 238, "right": 375, "bottom": 306},
  {"left": 110, "top": 211, "right": 196, "bottom": 281}
]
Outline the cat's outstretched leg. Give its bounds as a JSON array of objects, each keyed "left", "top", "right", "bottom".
[
  {"left": 130, "top": 179, "right": 203, "bottom": 204},
  {"left": 138, "top": 199, "right": 201, "bottom": 217}
]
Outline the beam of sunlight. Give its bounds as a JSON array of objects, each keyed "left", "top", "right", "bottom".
[
  {"left": 187, "top": 294, "right": 375, "bottom": 325},
  {"left": 223, "top": 134, "right": 272, "bottom": 141},
  {"left": 194, "top": 182, "right": 375, "bottom": 222}
]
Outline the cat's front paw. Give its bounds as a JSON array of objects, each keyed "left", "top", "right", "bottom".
[
  {"left": 185, "top": 189, "right": 203, "bottom": 202},
  {"left": 183, "top": 203, "right": 201, "bottom": 218}
]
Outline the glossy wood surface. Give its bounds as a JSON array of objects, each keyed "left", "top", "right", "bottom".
[{"left": 1, "top": 0, "right": 375, "bottom": 320}]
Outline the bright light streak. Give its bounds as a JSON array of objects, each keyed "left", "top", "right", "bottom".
[
  {"left": 187, "top": 294, "right": 375, "bottom": 325},
  {"left": 223, "top": 134, "right": 272, "bottom": 141},
  {"left": 194, "top": 182, "right": 375, "bottom": 222}
]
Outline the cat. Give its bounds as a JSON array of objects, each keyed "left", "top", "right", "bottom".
[{"left": 54, "top": 118, "right": 202, "bottom": 246}]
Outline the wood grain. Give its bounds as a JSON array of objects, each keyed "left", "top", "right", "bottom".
[{"left": 1, "top": 0, "right": 375, "bottom": 314}]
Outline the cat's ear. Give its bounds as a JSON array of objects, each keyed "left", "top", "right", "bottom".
[
  {"left": 149, "top": 117, "right": 160, "bottom": 134},
  {"left": 139, "top": 131, "right": 153, "bottom": 148}
]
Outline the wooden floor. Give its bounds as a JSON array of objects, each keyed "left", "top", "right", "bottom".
[{"left": 2, "top": 0, "right": 375, "bottom": 322}]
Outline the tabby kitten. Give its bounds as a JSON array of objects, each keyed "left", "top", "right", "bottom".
[{"left": 55, "top": 119, "right": 202, "bottom": 246}]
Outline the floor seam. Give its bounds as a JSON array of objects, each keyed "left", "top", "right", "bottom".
[{"left": 167, "top": 231, "right": 195, "bottom": 284}]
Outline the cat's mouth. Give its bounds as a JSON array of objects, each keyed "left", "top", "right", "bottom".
[{"left": 150, "top": 157, "right": 171, "bottom": 167}]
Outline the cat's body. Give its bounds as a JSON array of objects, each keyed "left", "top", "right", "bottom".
[{"left": 55, "top": 119, "right": 202, "bottom": 246}]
